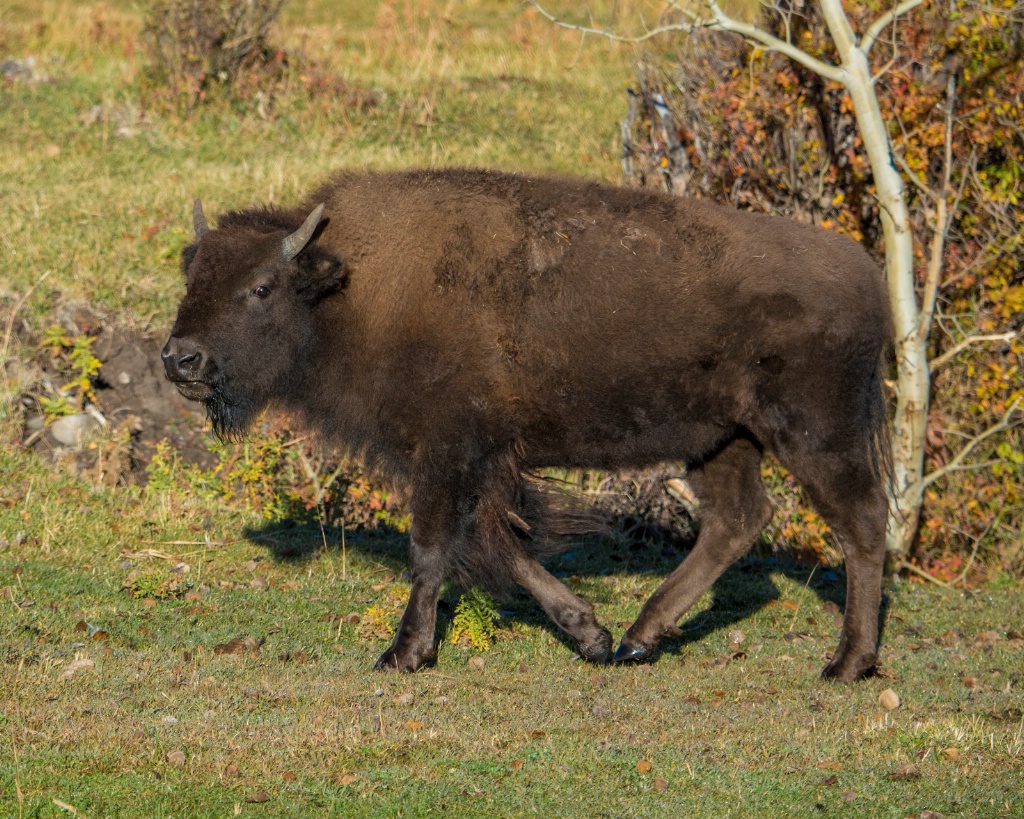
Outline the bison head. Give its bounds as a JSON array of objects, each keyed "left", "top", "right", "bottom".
[{"left": 162, "top": 199, "right": 345, "bottom": 437}]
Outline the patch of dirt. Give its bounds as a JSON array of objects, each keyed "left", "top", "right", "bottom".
[
  {"left": 17, "top": 308, "right": 214, "bottom": 477},
  {"left": 92, "top": 326, "right": 214, "bottom": 470}
]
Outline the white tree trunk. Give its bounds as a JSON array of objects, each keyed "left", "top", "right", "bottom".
[{"left": 819, "top": 0, "right": 928, "bottom": 555}]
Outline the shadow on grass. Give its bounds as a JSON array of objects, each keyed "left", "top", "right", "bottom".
[{"left": 242, "top": 514, "right": 893, "bottom": 669}]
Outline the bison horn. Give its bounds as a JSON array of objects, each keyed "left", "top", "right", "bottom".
[
  {"left": 282, "top": 203, "right": 326, "bottom": 261},
  {"left": 193, "top": 199, "right": 210, "bottom": 239}
]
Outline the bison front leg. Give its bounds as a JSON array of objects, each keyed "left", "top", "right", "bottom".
[{"left": 375, "top": 496, "right": 456, "bottom": 673}]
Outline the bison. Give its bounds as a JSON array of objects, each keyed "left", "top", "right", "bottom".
[{"left": 162, "top": 168, "right": 892, "bottom": 681}]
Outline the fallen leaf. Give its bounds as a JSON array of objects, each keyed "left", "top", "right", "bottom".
[
  {"left": 781, "top": 600, "right": 800, "bottom": 611},
  {"left": 529, "top": 729, "right": 546, "bottom": 740},
  {"left": 250, "top": 576, "right": 269, "bottom": 590},
  {"left": 816, "top": 760, "right": 842, "bottom": 772},
  {"left": 345, "top": 612, "right": 360, "bottom": 624},
  {"left": 727, "top": 629, "right": 745, "bottom": 645},
  {"left": 963, "top": 676, "right": 979, "bottom": 689},
  {"left": 879, "top": 688, "right": 900, "bottom": 710},
  {"left": 244, "top": 792, "right": 270, "bottom": 803},
  {"left": 337, "top": 774, "right": 358, "bottom": 786},
  {"left": 591, "top": 674, "right": 607, "bottom": 687},
  {"left": 510, "top": 759, "right": 524, "bottom": 771},
  {"left": 394, "top": 692, "right": 414, "bottom": 706},
  {"left": 842, "top": 790, "right": 857, "bottom": 802},
  {"left": 214, "top": 636, "right": 261, "bottom": 656},
  {"left": 468, "top": 656, "right": 485, "bottom": 670},
  {"left": 653, "top": 776, "right": 668, "bottom": 792},
  {"left": 888, "top": 763, "right": 920, "bottom": 781},
  {"left": 920, "top": 811, "right": 945, "bottom": 819},
  {"left": 822, "top": 601, "right": 841, "bottom": 615},
  {"left": 74, "top": 620, "right": 88, "bottom": 632},
  {"left": 975, "top": 630, "right": 1001, "bottom": 643},
  {"left": 224, "top": 763, "right": 240, "bottom": 777},
  {"left": 59, "top": 658, "right": 95, "bottom": 681},
  {"left": 941, "top": 747, "right": 959, "bottom": 761},
  {"left": 637, "top": 759, "right": 652, "bottom": 775},
  {"left": 819, "top": 774, "right": 838, "bottom": 786},
  {"left": 166, "top": 750, "right": 186, "bottom": 765},
  {"left": 404, "top": 720, "right": 422, "bottom": 731},
  {"left": 282, "top": 771, "right": 297, "bottom": 782}
]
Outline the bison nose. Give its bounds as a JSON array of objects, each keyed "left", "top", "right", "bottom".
[{"left": 161, "top": 337, "right": 205, "bottom": 382}]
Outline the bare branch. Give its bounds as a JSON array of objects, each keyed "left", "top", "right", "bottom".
[
  {"left": 527, "top": 1, "right": 846, "bottom": 82},
  {"left": 921, "top": 398, "right": 1023, "bottom": 490},
  {"left": 527, "top": 1, "right": 698, "bottom": 43},
  {"left": 896, "top": 558, "right": 955, "bottom": 589},
  {"left": 930, "top": 332, "right": 1017, "bottom": 373},
  {"left": 861, "top": 0, "right": 925, "bottom": 55}
]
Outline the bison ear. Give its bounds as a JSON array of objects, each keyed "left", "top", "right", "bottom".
[
  {"left": 296, "top": 249, "right": 346, "bottom": 304},
  {"left": 181, "top": 243, "right": 198, "bottom": 275}
]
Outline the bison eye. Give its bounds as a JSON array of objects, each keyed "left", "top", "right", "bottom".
[{"left": 253, "top": 285, "right": 271, "bottom": 299}]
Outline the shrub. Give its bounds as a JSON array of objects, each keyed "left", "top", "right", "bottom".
[{"left": 141, "top": 0, "right": 286, "bottom": 113}]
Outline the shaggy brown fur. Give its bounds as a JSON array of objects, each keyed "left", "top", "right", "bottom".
[{"left": 163, "top": 168, "right": 892, "bottom": 680}]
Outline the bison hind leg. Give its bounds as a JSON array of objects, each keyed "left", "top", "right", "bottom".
[{"left": 615, "top": 435, "right": 771, "bottom": 663}]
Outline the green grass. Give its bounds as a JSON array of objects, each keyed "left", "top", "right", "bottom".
[
  {"left": 1, "top": 1, "right": 1023, "bottom": 815},
  {"left": 2, "top": 443, "right": 1023, "bottom": 817}
]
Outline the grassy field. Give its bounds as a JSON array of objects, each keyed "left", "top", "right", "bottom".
[{"left": 2, "top": 1, "right": 1023, "bottom": 816}]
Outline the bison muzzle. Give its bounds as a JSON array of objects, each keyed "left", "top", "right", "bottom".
[{"left": 163, "top": 168, "right": 892, "bottom": 682}]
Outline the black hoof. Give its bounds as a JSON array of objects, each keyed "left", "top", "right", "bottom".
[
  {"left": 820, "top": 654, "right": 876, "bottom": 683},
  {"left": 577, "top": 628, "right": 613, "bottom": 664},
  {"left": 612, "top": 640, "right": 653, "bottom": 664},
  {"left": 374, "top": 645, "right": 432, "bottom": 672}
]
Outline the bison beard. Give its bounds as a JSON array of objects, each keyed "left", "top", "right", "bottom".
[{"left": 162, "top": 167, "right": 893, "bottom": 682}]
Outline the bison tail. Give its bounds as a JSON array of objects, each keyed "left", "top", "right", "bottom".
[{"left": 867, "top": 353, "right": 895, "bottom": 497}]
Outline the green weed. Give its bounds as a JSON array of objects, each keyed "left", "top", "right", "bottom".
[{"left": 450, "top": 588, "right": 501, "bottom": 651}]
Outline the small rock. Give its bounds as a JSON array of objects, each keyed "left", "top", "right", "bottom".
[
  {"left": 345, "top": 612, "right": 360, "bottom": 624},
  {"left": 373, "top": 688, "right": 384, "bottom": 697},
  {"left": 166, "top": 750, "right": 186, "bottom": 765},
  {"left": 117, "top": 371, "right": 131, "bottom": 385},
  {"left": 250, "top": 576, "right": 269, "bottom": 590},
  {"left": 879, "top": 688, "right": 900, "bottom": 710},
  {"left": 727, "top": 629, "right": 745, "bottom": 646},
  {"left": 50, "top": 413, "right": 102, "bottom": 447},
  {"left": 468, "top": 656, "right": 485, "bottom": 670}
]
